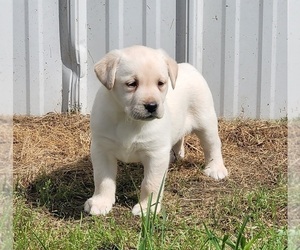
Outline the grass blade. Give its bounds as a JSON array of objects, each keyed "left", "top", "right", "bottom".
[{"left": 235, "top": 216, "right": 250, "bottom": 250}]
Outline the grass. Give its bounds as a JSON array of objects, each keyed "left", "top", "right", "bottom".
[
  {"left": 13, "top": 186, "right": 287, "bottom": 249},
  {"left": 13, "top": 115, "right": 288, "bottom": 249}
]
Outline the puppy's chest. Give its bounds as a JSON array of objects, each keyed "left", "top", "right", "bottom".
[{"left": 107, "top": 126, "right": 149, "bottom": 162}]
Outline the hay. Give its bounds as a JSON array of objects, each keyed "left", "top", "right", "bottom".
[{"left": 13, "top": 114, "right": 287, "bottom": 223}]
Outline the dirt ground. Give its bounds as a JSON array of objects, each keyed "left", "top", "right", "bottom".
[{"left": 13, "top": 114, "right": 287, "bottom": 230}]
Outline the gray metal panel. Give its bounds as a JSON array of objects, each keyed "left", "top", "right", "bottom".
[
  {"left": 201, "top": 0, "right": 224, "bottom": 117},
  {"left": 59, "top": 0, "right": 88, "bottom": 113},
  {"left": 198, "top": 0, "right": 287, "bottom": 119},
  {"left": 86, "top": 0, "right": 108, "bottom": 112},
  {"left": 0, "top": 1, "right": 13, "bottom": 115},
  {"left": 11, "top": 0, "right": 292, "bottom": 118},
  {"left": 237, "top": 0, "right": 261, "bottom": 118},
  {"left": 288, "top": 0, "right": 300, "bottom": 119},
  {"left": 13, "top": 0, "right": 62, "bottom": 115}
]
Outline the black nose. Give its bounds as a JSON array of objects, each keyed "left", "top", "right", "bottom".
[{"left": 144, "top": 103, "right": 158, "bottom": 113}]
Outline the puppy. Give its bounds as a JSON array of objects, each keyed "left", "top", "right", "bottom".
[{"left": 84, "top": 45, "right": 228, "bottom": 216}]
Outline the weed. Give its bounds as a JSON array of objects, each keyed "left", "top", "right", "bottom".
[
  {"left": 137, "top": 175, "right": 167, "bottom": 250},
  {"left": 202, "top": 216, "right": 261, "bottom": 250}
]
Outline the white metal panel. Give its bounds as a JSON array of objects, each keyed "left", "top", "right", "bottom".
[
  {"left": 13, "top": 0, "right": 28, "bottom": 115},
  {"left": 13, "top": 0, "right": 62, "bottom": 115},
  {"left": 288, "top": 0, "right": 300, "bottom": 119},
  {"left": 59, "top": 0, "right": 88, "bottom": 113},
  {"left": 0, "top": 0, "right": 13, "bottom": 115},
  {"left": 187, "top": 0, "right": 204, "bottom": 70},
  {"left": 223, "top": 0, "right": 241, "bottom": 118},
  {"left": 201, "top": 0, "right": 225, "bottom": 117},
  {"left": 11, "top": 0, "right": 292, "bottom": 118},
  {"left": 194, "top": 0, "right": 288, "bottom": 119}
]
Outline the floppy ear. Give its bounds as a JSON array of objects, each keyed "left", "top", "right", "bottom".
[
  {"left": 158, "top": 49, "right": 178, "bottom": 89},
  {"left": 166, "top": 56, "right": 178, "bottom": 89},
  {"left": 94, "top": 50, "right": 121, "bottom": 90}
]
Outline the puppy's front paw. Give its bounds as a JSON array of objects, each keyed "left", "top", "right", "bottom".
[
  {"left": 84, "top": 195, "right": 115, "bottom": 215},
  {"left": 204, "top": 162, "right": 228, "bottom": 180},
  {"left": 132, "top": 201, "right": 161, "bottom": 216}
]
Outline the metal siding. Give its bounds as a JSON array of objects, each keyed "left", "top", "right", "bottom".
[
  {"left": 13, "top": 0, "right": 27, "bottom": 115},
  {"left": 176, "top": 0, "right": 188, "bottom": 63},
  {"left": 11, "top": 0, "right": 291, "bottom": 118},
  {"left": 198, "top": 0, "right": 287, "bottom": 119},
  {"left": 288, "top": 0, "right": 300, "bottom": 119},
  {"left": 274, "top": 0, "right": 287, "bottom": 118},
  {"left": 13, "top": 0, "right": 62, "bottom": 115},
  {"left": 202, "top": 0, "right": 224, "bottom": 117},
  {"left": 0, "top": 1, "right": 13, "bottom": 115},
  {"left": 187, "top": 0, "right": 204, "bottom": 70},
  {"left": 223, "top": 0, "right": 240, "bottom": 118},
  {"left": 238, "top": 0, "right": 261, "bottom": 118},
  {"left": 86, "top": 0, "right": 108, "bottom": 112}
]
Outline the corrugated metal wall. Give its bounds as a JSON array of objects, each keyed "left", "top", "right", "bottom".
[
  {"left": 200, "top": 0, "right": 287, "bottom": 119},
  {"left": 12, "top": 0, "right": 291, "bottom": 119},
  {"left": 14, "top": 0, "right": 62, "bottom": 115},
  {"left": 0, "top": 1, "right": 13, "bottom": 115}
]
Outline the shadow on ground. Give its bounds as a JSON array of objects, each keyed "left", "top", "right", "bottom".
[
  {"left": 24, "top": 156, "right": 149, "bottom": 220},
  {"left": 24, "top": 155, "right": 203, "bottom": 220}
]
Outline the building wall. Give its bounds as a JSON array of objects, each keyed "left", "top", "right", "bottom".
[
  {"left": 12, "top": 0, "right": 292, "bottom": 119},
  {"left": 13, "top": 0, "right": 62, "bottom": 115}
]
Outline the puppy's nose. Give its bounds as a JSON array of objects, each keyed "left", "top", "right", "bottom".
[{"left": 144, "top": 102, "right": 158, "bottom": 113}]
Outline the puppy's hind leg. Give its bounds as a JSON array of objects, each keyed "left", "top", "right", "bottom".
[
  {"left": 170, "top": 138, "right": 185, "bottom": 162},
  {"left": 194, "top": 115, "right": 228, "bottom": 180}
]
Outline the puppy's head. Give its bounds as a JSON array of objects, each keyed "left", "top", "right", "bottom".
[{"left": 94, "top": 45, "right": 178, "bottom": 121}]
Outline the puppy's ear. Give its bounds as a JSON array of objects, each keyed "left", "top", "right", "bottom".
[
  {"left": 159, "top": 49, "right": 178, "bottom": 89},
  {"left": 94, "top": 50, "right": 121, "bottom": 90}
]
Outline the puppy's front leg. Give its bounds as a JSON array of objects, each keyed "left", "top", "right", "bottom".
[
  {"left": 84, "top": 142, "right": 117, "bottom": 215},
  {"left": 132, "top": 152, "right": 170, "bottom": 216}
]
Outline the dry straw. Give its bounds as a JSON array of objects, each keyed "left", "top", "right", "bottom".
[{"left": 13, "top": 114, "right": 287, "bottom": 224}]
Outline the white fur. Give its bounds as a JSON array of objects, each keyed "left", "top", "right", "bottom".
[{"left": 84, "top": 46, "right": 228, "bottom": 216}]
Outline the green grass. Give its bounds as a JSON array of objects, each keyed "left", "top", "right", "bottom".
[
  {"left": 13, "top": 117, "right": 288, "bottom": 249},
  {"left": 14, "top": 180, "right": 287, "bottom": 250}
]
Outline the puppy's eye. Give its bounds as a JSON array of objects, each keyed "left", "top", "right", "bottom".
[
  {"left": 158, "top": 81, "right": 165, "bottom": 87},
  {"left": 126, "top": 81, "right": 138, "bottom": 88}
]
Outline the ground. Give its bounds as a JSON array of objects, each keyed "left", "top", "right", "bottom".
[{"left": 13, "top": 114, "right": 287, "bottom": 249}]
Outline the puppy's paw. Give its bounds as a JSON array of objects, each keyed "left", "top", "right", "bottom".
[
  {"left": 132, "top": 201, "right": 161, "bottom": 216},
  {"left": 170, "top": 148, "right": 185, "bottom": 163},
  {"left": 84, "top": 195, "right": 115, "bottom": 216},
  {"left": 204, "top": 162, "right": 228, "bottom": 180}
]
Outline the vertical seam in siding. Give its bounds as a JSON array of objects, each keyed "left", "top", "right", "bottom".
[
  {"left": 38, "top": 0, "right": 44, "bottom": 114},
  {"left": 220, "top": 0, "right": 227, "bottom": 116},
  {"left": 24, "top": 1, "right": 30, "bottom": 114},
  {"left": 155, "top": 0, "right": 161, "bottom": 47},
  {"left": 270, "top": 0, "right": 278, "bottom": 118},
  {"left": 119, "top": 0, "right": 124, "bottom": 48},
  {"left": 233, "top": 0, "right": 241, "bottom": 116},
  {"left": 186, "top": 0, "right": 190, "bottom": 62},
  {"left": 256, "top": 0, "right": 264, "bottom": 118},
  {"left": 105, "top": 0, "right": 109, "bottom": 52},
  {"left": 142, "top": 0, "right": 146, "bottom": 45}
]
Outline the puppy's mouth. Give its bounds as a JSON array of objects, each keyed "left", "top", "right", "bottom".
[
  {"left": 132, "top": 113, "right": 159, "bottom": 121},
  {"left": 142, "top": 114, "right": 158, "bottom": 120}
]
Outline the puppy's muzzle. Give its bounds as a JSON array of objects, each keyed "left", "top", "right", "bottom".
[{"left": 144, "top": 102, "right": 158, "bottom": 113}]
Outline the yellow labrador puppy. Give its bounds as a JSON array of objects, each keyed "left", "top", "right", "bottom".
[{"left": 84, "top": 45, "right": 228, "bottom": 216}]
